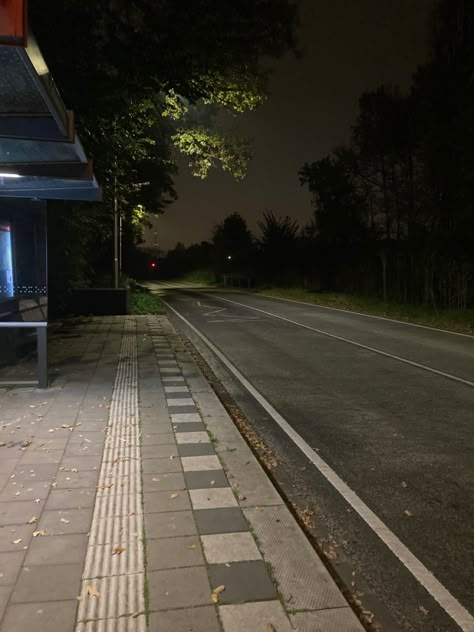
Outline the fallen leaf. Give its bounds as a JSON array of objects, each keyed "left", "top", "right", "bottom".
[
  {"left": 34, "top": 498, "right": 41, "bottom": 504},
  {"left": 96, "top": 484, "right": 113, "bottom": 490},
  {"left": 185, "top": 544, "right": 197, "bottom": 550},
  {"left": 112, "top": 545, "right": 126, "bottom": 555},
  {"left": 210, "top": 480, "right": 215, "bottom": 486},
  {"left": 419, "top": 605, "right": 429, "bottom": 615},
  {"left": 60, "top": 518, "right": 70, "bottom": 524},
  {"left": 211, "top": 585, "right": 225, "bottom": 603},
  {"left": 13, "top": 539, "right": 22, "bottom": 544},
  {"left": 401, "top": 481, "right": 408, "bottom": 488},
  {"left": 404, "top": 509, "right": 413, "bottom": 517},
  {"left": 267, "top": 625, "right": 277, "bottom": 632},
  {"left": 27, "top": 516, "right": 37, "bottom": 524},
  {"left": 86, "top": 585, "right": 100, "bottom": 598},
  {"left": 33, "top": 530, "right": 47, "bottom": 537},
  {"left": 169, "top": 493, "right": 178, "bottom": 499},
  {"left": 152, "top": 478, "right": 160, "bottom": 482}
]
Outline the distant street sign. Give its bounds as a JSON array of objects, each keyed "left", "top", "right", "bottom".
[{"left": 0, "top": 0, "right": 27, "bottom": 47}]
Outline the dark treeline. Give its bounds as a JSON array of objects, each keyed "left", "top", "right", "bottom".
[{"left": 162, "top": 0, "right": 474, "bottom": 308}]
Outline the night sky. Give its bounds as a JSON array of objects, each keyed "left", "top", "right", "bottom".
[{"left": 148, "top": 0, "right": 435, "bottom": 252}]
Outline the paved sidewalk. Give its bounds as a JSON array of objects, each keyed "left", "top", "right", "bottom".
[{"left": 0, "top": 316, "right": 364, "bottom": 631}]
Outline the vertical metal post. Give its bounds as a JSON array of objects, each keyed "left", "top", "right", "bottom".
[
  {"left": 37, "top": 326, "right": 48, "bottom": 389},
  {"left": 113, "top": 175, "right": 119, "bottom": 289}
]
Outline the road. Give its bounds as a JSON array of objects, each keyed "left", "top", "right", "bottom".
[{"left": 150, "top": 283, "right": 474, "bottom": 632}]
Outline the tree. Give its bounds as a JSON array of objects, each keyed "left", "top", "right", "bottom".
[
  {"left": 212, "top": 213, "right": 255, "bottom": 274},
  {"left": 28, "top": 1, "right": 298, "bottom": 300},
  {"left": 257, "top": 210, "right": 299, "bottom": 284}
]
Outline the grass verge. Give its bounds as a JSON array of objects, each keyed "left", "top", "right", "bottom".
[
  {"left": 130, "top": 288, "right": 166, "bottom": 315},
  {"left": 253, "top": 288, "right": 474, "bottom": 335}
]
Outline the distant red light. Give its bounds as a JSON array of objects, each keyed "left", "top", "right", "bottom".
[{"left": 150, "top": 262, "right": 156, "bottom": 268}]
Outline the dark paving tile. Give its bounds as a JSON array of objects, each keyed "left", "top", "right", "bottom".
[
  {"left": 194, "top": 508, "right": 250, "bottom": 535},
  {"left": 11, "top": 563, "right": 82, "bottom": 603},
  {"left": 0, "top": 600, "right": 77, "bottom": 632},
  {"left": 173, "top": 422, "right": 206, "bottom": 433},
  {"left": 147, "top": 535, "right": 204, "bottom": 570},
  {"left": 178, "top": 443, "right": 216, "bottom": 457},
  {"left": 55, "top": 470, "right": 99, "bottom": 489},
  {"left": 144, "top": 490, "right": 191, "bottom": 514},
  {"left": 167, "top": 406, "right": 198, "bottom": 415},
  {"left": 148, "top": 566, "right": 212, "bottom": 611},
  {"left": 142, "top": 445, "right": 178, "bottom": 460},
  {"left": 149, "top": 606, "right": 220, "bottom": 632},
  {"left": 143, "top": 473, "right": 185, "bottom": 493},
  {"left": 0, "top": 479, "right": 51, "bottom": 502},
  {"left": 60, "top": 455, "right": 102, "bottom": 471},
  {"left": 142, "top": 458, "right": 182, "bottom": 475},
  {"left": 0, "top": 587, "right": 10, "bottom": 624},
  {"left": 145, "top": 510, "right": 197, "bottom": 539},
  {"left": 184, "top": 470, "right": 229, "bottom": 490},
  {"left": 207, "top": 561, "right": 277, "bottom": 604}
]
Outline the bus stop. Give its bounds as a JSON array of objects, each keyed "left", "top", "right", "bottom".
[{"left": 0, "top": 1, "right": 100, "bottom": 387}]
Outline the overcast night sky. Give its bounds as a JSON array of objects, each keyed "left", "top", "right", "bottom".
[{"left": 148, "top": 0, "right": 435, "bottom": 252}]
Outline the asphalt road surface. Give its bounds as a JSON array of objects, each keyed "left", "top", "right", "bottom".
[{"left": 152, "top": 283, "right": 474, "bottom": 632}]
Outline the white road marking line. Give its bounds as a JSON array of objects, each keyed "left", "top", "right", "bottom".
[
  {"left": 208, "top": 317, "right": 260, "bottom": 323},
  {"left": 204, "top": 307, "right": 227, "bottom": 316},
  {"left": 212, "top": 296, "right": 473, "bottom": 388},
  {"left": 164, "top": 299, "right": 474, "bottom": 632},
  {"left": 246, "top": 292, "right": 474, "bottom": 339}
]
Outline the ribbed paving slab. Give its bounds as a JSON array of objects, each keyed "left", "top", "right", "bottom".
[{"left": 75, "top": 320, "right": 146, "bottom": 628}]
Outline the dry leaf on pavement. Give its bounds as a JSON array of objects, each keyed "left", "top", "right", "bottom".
[
  {"left": 112, "top": 545, "right": 126, "bottom": 555},
  {"left": 169, "top": 493, "right": 178, "bottom": 499},
  {"left": 185, "top": 544, "right": 197, "bottom": 550},
  {"left": 27, "top": 516, "right": 37, "bottom": 524},
  {"left": 33, "top": 530, "right": 47, "bottom": 537},
  {"left": 404, "top": 509, "right": 413, "bottom": 517},
  {"left": 12, "top": 539, "right": 22, "bottom": 544},
  {"left": 211, "top": 585, "right": 225, "bottom": 604},
  {"left": 86, "top": 585, "right": 100, "bottom": 598},
  {"left": 267, "top": 625, "right": 277, "bottom": 632},
  {"left": 60, "top": 518, "right": 70, "bottom": 524}
]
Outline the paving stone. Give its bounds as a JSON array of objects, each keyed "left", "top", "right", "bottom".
[
  {"left": 141, "top": 433, "right": 176, "bottom": 447},
  {"left": 142, "top": 444, "right": 178, "bottom": 459},
  {"left": 145, "top": 510, "right": 197, "bottom": 539},
  {"left": 144, "top": 490, "right": 191, "bottom": 513},
  {"left": 164, "top": 386, "right": 190, "bottom": 393},
  {"left": 143, "top": 473, "right": 185, "bottom": 493},
  {"left": 37, "top": 508, "right": 93, "bottom": 535},
  {"left": 178, "top": 443, "right": 216, "bottom": 457},
  {"left": 0, "top": 458, "right": 21, "bottom": 476},
  {"left": 201, "top": 532, "right": 261, "bottom": 564},
  {"left": 168, "top": 406, "right": 198, "bottom": 415},
  {"left": 162, "top": 376, "right": 185, "bottom": 383},
  {"left": 55, "top": 470, "right": 99, "bottom": 489},
  {"left": 181, "top": 456, "right": 222, "bottom": 472},
  {"left": 194, "top": 508, "right": 250, "bottom": 535},
  {"left": 290, "top": 608, "right": 365, "bottom": 632},
  {"left": 64, "top": 443, "right": 103, "bottom": 457},
  {"left": 0, "top": 501, "right": 41, "bottom": 525},
  {"left": 208, "top": 561, "right": 277, "bottom": 604},
  {"left": 142, "top": 457, "right": 182, "bottom": 475},
  {"left": 0, "top": 586, "right": 11, "bottom": 624},
  {"left": 149, "top": 606, "right": 220, "bottom": 632},
  {"left": 0, "top": 551, "right": 26, "bottom": 586},
  {"left": 219, "top": 601, "right": 294, "bottom": 632},
  {"left": 0, "top": 479, "right": 51, "bottom": 502},
  {"left": 24, "top": 533, "right": 88, "bottom": 566},
  {"left": 147, "top": 535, "right": 204, "bottom": 570},
  {"left": 12, "top": 463, "right": 58, "bottom": 481},
  {"left": 148, "top": 566, "right": 212, "bottom": 611},
  {"left": 173, "top": 422, "right": 206, "bottom": 433},
  {"left": 60, "top": 455, "right": 102, "bottom": 471},
  {"left": 0, "top": 524, "right": 35, "bottom": 552},
  {"left": 170, "top": 413, "right": 201, "bottom": 423},
  {"left": 184, "top": 470, "right": 229, "bottom": 490},
  {"left": 243, "top": 506, "right": 348, "bottom": 611},
  {"left": 45, "top": 488, "right": 95, "bottom": 510},
  {"left": 176, "top": 432, "right": 210, "bottom": 444},
  {"left": 11, "top": 563, "right": 83, "bottom": 602},
  {"left": 190, "top": 488, "right": 238, "bottom": 510},
  {"left": 69, "top": 431, "right": 105, "bottom": 444},
  {"left": 141, "top": 424, "right": 174, "bottom": 438},
  {"left": 19, "top": 449, "right": 64, "bottom": 464},
  {"left": 0, "top": 600, "right": 77, "bottom": 632}
]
